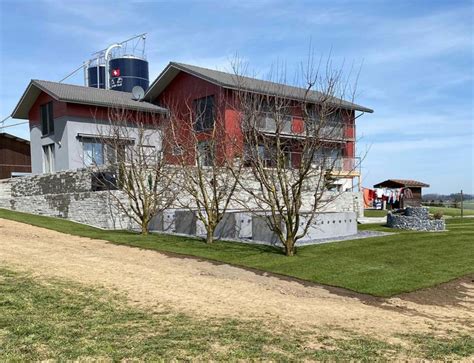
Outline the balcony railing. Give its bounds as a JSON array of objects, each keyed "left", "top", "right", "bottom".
[
  {"left": 255, "top": 112, "right": 355, "bottom": 141},
  {"left": 316, "top": 157, "right": 360, "bottom": 172},
  {"left": 249, "top": 151, "right": 360, "bottom": 173}
]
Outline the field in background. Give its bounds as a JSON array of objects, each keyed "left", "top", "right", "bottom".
[
  {"left": 428, "top": 206, "right": 474, "bottom": 217},
  {"left": 364, "top": 207, "right": 474, "bottom": 218}
]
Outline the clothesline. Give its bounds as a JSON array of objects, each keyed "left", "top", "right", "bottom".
[{"left": 362, "top": 187, "right": 414, "bottom": 210}]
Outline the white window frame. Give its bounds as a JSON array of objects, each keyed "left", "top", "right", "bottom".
[
  {"left": 42, "top": 144, "right": 55, "bottom": 173},
  {"left": 83, "top": 140, "right": 105, "bottom": 167}
]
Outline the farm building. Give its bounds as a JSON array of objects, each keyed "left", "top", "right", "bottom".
[{"left": 0, "top": 132, "right": 31, "bottom": 179}]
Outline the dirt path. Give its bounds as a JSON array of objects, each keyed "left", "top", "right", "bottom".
[{"left": 0, "top": 218, "right": 472, "bottom": 340}]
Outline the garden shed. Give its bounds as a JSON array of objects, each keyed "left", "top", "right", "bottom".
[{"left": 373, "top": 179, "right": 429, "bottom": 208}]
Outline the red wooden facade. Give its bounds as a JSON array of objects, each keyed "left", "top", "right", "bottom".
[
  {"left": 154, "top": 71, "right": 356, "bottom": 168},
  {"left": 0, "top": 133, "right": 31, "bottom": 179}
]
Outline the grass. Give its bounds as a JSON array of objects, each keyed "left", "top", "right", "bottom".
[
  {"left": 364, "top": 207, "right": 474, "bottom": 218},
  {"left": 363, "top": 209, "right": 388, "bottom": 217},
  {"left": 1, "top": 267, "right": 472, "bottom": 361},
  {"left": 427, "top": 206, "right": 474, "bottom": 217},
  {"left": 0, "top": 208, "right": 473, "bottom": 297},
  {"left": 0, "top": 267, "right": 396, "bottom": 360}
]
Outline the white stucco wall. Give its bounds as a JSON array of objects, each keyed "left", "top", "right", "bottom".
[{"left": 30, "top": 116, "right": 163, "bottom": 174}]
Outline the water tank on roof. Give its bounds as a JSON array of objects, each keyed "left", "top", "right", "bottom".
[
  {"left": 87, "top": 65, "right": 105, "bottom": 88},
  {"left": 108, "top": 56, "right": 149, "bottom": 93}
]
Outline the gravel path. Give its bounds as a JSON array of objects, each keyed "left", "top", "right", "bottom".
[{"left": 0, "top": 218, "right": 472, "bottom": 340}]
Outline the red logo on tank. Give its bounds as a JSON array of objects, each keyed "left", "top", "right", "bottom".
[{"left": 112, "top": 69, "right": 120, "bottom": 77}]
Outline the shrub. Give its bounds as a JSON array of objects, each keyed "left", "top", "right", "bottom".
[{"left": 433, "top": 211, "right": 444, "bottom": 220}]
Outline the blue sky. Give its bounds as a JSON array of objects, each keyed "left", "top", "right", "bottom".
[{"left": 0, "top": 0, "right": 472, "bottom": 193}]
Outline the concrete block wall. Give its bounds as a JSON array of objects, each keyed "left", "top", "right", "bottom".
[
  {"left": 151, "top": 210, "right": 357, "bottom": 246},
  {"left": 251, "top": 211, "right": 357, "bottom": 246}
]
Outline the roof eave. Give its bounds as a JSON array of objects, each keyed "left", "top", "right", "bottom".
[
  {"left": 63, "top": 99, "right": 168, "bottom": 114},
  {"left": 143, "top": 61, "right": 375, "bottom": 113},
  {"left": 12, "top": 80, "right": 168, "bottom": 119},
  {"left": 11, "top": 81, "right": 55, "bottom": 120},
  {"left": 219, "top": 84, "right": 374, "bottom": 113}
]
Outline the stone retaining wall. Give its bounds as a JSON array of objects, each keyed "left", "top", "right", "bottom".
[
  {"left": 0, "top": 168, "right": 363, "bottom": 231},
  {"left": 387, "top": 207, "right": 445, "bottom": 231}
]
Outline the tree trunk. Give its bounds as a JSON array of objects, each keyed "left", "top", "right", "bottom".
[
  {"left": 206, "top": 226, "right": 215, "bottom": 244},
  {"left": 284, "top": 237, "right": 295, "bottom": 256},
  {"left": 141, "top": 220, "right": 149, "bottom": 235}
]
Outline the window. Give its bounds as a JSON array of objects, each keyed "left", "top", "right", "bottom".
[
  {"left": 194, "top": 95, "right": 215, "bottom": 131},
  {"left": 42, "top": 144, "right": 55, "bottom": 173},
  {"left": 197, "top": 140, "right": 214, "bottom": 166},
  {"left": 83, "top": 141, "right": 104, "bottom": 166},
  {"left": 313, "top": 147, "right": 342, "bottom": 169},
  {"left": 82, "top": 139, "right": 129, "bottom": 167},
  {"left": 282, "top": 146, "right": 293, "bottom": 169},
  {"left": 91, "top": 172, "right": 118, "bottom": 191},
  {"left": 139, "top": 145, "right": 157, "bottom": 164},
  {"left": 40, "top": 102, "right": 54, "bottom": 136},
  {"left": 257, "top": 144, "right": 276, "bottom": 168}
]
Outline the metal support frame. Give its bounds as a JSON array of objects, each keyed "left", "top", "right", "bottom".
[{"left": 104, "top": 44, "right": 122, "bottom": 90}]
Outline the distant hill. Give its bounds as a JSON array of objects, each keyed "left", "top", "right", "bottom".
[{"left": 423, "top": 193, "right": 473, "bottom": 202}]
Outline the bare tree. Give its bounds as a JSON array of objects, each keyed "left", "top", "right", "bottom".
[
  {"left": 90, "top": 107, "right": 176, "bottom": 235},
  {"left": 165, "top": 93, "right": 242, "bottom": 244},
  {"left": 231, "top": 56, "right": 363, "bottom": 256}
]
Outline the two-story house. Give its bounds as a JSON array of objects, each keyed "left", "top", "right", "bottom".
[{"left": 144, "top": 62, "right": 373, "bottom": 191}]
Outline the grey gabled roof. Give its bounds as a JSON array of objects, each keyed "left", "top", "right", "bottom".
[
  {"left": 145, "top": 62, "right": 374, "bottom": 113},
  {"left": 11, "top": 80, "right": 168, "bottom": 119}
]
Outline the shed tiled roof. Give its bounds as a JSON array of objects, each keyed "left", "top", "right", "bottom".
[
  {"left": 145, "top": 62, "right": 374, "bottom": 113},
  {"left": 11, "top": 80, "right": 168, "bottom": 119},
  {"left": 374, "top": 179, "right": 430, "bottom": 188}
]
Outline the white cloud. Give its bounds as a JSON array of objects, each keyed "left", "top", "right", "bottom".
[{"left": 363, "top": 7, "right": 472, "bottom": 64}]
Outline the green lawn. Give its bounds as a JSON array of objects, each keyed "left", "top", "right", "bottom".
[
  {"left": 1, "top": 208, "right": 473, "bottom": 297},
  {"left": 427, "top": 206, "right": 474, "bottom": 217},
  {"left": 0, "top": 268, "right": 393, "bottom": 360},
  {"left": 3, "top": 267, "right": 472, "bottom": 360},
  {"left": 363, "top": 209, "right": 388, "bottom": 217}
]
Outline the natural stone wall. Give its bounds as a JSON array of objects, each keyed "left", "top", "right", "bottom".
[
  {"left": 7, "top": 190, "right": 133, "bottom": 230},
  {"left": 11, "top": 169, "right": 91, "bottom": 197},
  {"left": 171, "top": 167, "right": 363, "bottom": 217},
  {"left": 2, "top": 169, "right": 134, "bottom": 229},
  {"left": 1, "top": 168, "right": 363, "bottom": 230},
  {"left": 0, "top": 179, "right": 12, "bottom": 209},
  {"left": 387, "top": 207, "right": 445, "bottom": 231}
]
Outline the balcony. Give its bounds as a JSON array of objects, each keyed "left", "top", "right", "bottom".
[
  {"left": 251, "top": 150, "right": 360, "bottom": 175},
  {"left": 322, "top": 157, "right": 360, "bottom": 176},
  {"left": 255, "top": 112, "right": 355, "bottom": 141}
]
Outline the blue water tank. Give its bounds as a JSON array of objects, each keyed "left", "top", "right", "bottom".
[
  {"left": 108, "top": 56, "right": 149, "bottom": 92},
  {"left": 87, "top": 65, "right": 105, "bottom": 88}
]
